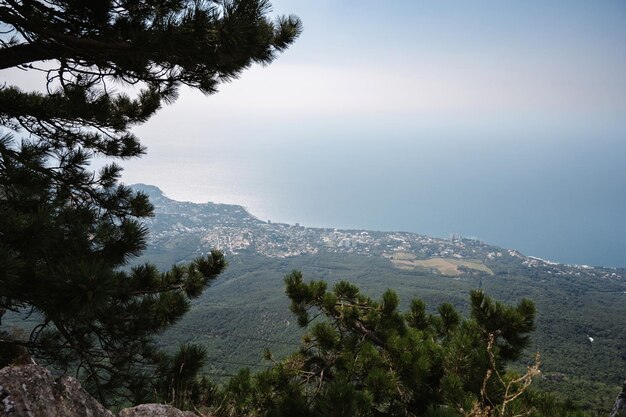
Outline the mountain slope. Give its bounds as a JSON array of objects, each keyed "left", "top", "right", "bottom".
[{"left": 131, "top": 184, "right": 626, "bottom": 412}]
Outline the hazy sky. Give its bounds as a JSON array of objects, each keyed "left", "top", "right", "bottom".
[
  {"left": 118, "top": 0, "right": 626, "bottom": 163},
  {"left": 4, "top": 1, "right": 624, "bottom": 157}
]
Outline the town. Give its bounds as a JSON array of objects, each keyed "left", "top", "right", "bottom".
[{"left": 137, "top": 184, "right": 624, "bottom": 281}]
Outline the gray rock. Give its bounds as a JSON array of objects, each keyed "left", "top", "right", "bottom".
[
  {"left": 610, "top": 381, "right": 626, "bottom": 417},
  {"left": 0, "top": 365, "right": 202, "bottom": 417},
  {"left": 117, "top": 404, "right": 197, "bottom": 417},
  {"left": 0, "top": 364, "right": 113, "bottom": 417}
]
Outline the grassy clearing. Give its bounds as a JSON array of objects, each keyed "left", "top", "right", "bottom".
[{"left": 389, "top": 256, "right": 494, "bottom": 276}]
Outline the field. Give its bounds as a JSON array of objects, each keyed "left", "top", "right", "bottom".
[{"left": 387, "top": 252, "right": 494, "bottom": 276}]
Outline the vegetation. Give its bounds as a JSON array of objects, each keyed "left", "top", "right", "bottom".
[
  {"left": 262, "top": 273, "right": 536, "bottom": 416},
  {"left": 168, "top": 273, "right": 592, "bottom": 416},
  {"left": 143, "top": 249, "right": 623, "bottom": 414},
  {"left": 0, "top": 0, "right": 301, "bottom": 405}
]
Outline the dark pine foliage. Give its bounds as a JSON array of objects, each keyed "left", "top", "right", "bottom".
[
  {"left": 0, "top": 0, "right": 300, "bottom": 405},
  {"left": 213, "top": 273, "right": 540, "bottom": 417}
]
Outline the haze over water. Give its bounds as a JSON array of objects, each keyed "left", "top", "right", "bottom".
[
  {"left": 121, "top": 121, "right": 626, "bottom": 268},
  {"left": 118, "top": 0, "right": 626, "bottom": 268}
]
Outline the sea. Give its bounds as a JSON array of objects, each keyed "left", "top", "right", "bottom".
[{"left": 120, "top": 128, "right": 626, "bottom": 269}]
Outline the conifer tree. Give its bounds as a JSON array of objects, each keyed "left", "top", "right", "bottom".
[
  {"left": 214, "top": 273, "right": 539, "bottom": 417},
  {"left": 0, "top": 0, "right": 301, "bottom": 405}
]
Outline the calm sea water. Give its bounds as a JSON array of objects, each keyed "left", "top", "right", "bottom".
[{"left": 121, "top": 130, "right": 626, "bottom": 268}]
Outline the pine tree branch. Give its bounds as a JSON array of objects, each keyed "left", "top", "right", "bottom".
[
  {"left": 0, "top": 41, "right": 59, "bottom": 69},
  {"left": 352, "top": 319, "right": 385, "bottom": 348}
]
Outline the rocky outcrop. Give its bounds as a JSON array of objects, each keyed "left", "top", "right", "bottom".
[
  {"left": 611, "top": 381, "right": 626, "bottom": 417},
  {"left": 0, "top": 364, "right": 113, "bottom": 417},
  {"left": 118, "top": 404, "right": 196, "bottom": 417},
  {"left": 0, "top": 365, "right": 200, "bottom": 417}
]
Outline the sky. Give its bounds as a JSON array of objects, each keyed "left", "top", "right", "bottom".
[
  {"left": 119, "top": 0, "right": 626, "bottom": 161},
  {"left": 3, "top": 1, "right": 626, "bottom": 266},
  {"left": 129, "top": 0, "right": 626, "bottom": 133}
]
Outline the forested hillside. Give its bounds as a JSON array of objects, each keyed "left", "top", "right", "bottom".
[{"left": 131, "top": 185, "right": 626, "bottom": 413}]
